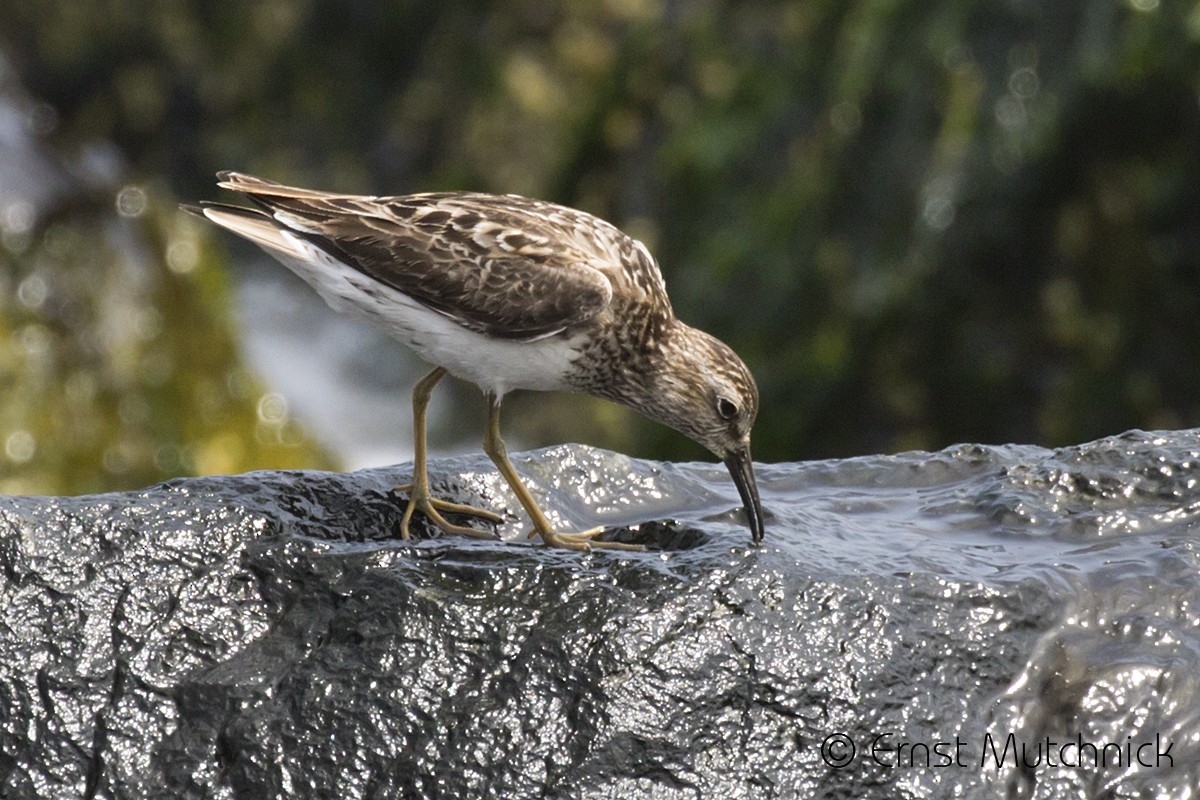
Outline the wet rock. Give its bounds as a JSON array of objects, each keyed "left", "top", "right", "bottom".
[{"left": 1, "top": 437, "right": 1198, "bottom": 799}]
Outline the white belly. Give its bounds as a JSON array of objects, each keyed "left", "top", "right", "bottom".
[{"left": 269, "top": 237, "right": 582, "bottom": 397}]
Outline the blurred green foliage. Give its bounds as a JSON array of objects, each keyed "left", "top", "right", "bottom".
[
  {"left": 2, "top": 0, "right": 1200, "bottom": 482},
  {"left": 0, "top": 191, "right": 331, "bottom": 494}
]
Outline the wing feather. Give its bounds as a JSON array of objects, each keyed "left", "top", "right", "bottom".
[{"left": 207, "top": 173, "right": 670, "bottom": 340}]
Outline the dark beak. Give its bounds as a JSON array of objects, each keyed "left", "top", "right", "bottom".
[{"left": 724, "top": 447, "right": 764, "bottom": 544}]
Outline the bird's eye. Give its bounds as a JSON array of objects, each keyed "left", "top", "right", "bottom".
[{"left": 717, "top": 397, "right": 738, "bottom": 420}]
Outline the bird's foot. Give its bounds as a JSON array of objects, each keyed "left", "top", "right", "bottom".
[
  {"left": 395, "top": 483, "right": 505, "bottom": 540},
  {"left": 527, "top": 525, "right": 647, "bottom": 552}
]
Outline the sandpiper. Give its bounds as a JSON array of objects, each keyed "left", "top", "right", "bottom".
[{"left": 185, "top": 172, "right": 763, "bottom": 549}]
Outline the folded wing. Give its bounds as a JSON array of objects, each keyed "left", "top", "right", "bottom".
[{"left": 202, "top": 172, "right": 637, "bottom": 341}]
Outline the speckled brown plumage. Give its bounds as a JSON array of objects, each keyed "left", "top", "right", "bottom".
[
  {"left": 187, "top": 172, "right": 764, "bottom": 545},
  {"left": 214, "top": 172, "right": 668, "bottom": 341}
]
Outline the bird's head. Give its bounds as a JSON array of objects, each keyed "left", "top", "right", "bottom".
[{"left": 633, "top": 324, "right": 764, "bottom": 543}]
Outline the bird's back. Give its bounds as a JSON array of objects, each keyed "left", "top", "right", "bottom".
[{"left": 208, "top": 173, "right": 671, "bottom": 341}]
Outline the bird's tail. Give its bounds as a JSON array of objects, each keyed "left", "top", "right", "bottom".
[{"left": 181, "top": 201, "right": 306, "bottom": 258}]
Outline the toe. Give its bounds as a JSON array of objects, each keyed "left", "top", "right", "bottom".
[
  {"left": 427, "top": 497, "right": 506, "bottom": 524},
  {"left": 534, "top": 526, "right": 646, "bottom": 552}
]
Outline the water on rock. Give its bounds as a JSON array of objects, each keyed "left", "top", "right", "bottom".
[{"left": 1, "top": 432, "right": 1197, "bottom": 799}]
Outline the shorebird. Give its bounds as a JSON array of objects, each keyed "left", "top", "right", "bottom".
[{"left": 186, "top": 172, "right": 763, "bottom": 550}]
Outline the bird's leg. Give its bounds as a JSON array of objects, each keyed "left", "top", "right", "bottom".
[
  {"left": 482, "top": 394, "right": 645, "bottom": 552},
  {"left": 396, "top": 366, "right": 504, "bottom": 540}
]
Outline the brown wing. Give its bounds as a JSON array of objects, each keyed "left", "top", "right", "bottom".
[{"left": 213, "top": 172, "right": 670, "bottom": 340}]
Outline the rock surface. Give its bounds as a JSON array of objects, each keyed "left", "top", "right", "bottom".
[{"left": 1, "top": 436, "right": 1198, "bottom": 799}]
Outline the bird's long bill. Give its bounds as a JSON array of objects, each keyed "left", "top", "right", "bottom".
[{"left": 724, "top": 448, "right": 764, "bottom": 544}]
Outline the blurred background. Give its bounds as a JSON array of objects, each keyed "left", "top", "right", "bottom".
[{"left": 1, "top": 0, "right": 1198, "bottom": 495}]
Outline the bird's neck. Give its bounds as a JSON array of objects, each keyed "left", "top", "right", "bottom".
[
  {"left": 567, "top": 307, "right": 678, "bottom": 401},
  {"left": 595, "top": 318, "right": 705, "bottom": 417}
]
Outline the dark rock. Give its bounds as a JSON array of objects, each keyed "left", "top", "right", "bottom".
[{"left": 1, "top": 437, "right": 1198, "bottom": 799}]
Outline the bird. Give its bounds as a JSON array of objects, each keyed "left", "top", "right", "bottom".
[{"left": 184, "top": 172, "right": 763, "bottom": 550}]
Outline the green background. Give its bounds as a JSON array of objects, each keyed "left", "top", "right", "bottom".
[{"left": 2, "top": 0, "right": 1199, "bottom": 493}]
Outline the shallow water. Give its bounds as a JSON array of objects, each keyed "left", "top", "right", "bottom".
[{"left": 1, "top": 430, "right": 1197, "bottom": 798}]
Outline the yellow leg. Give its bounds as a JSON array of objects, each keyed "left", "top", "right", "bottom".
[
  {"left": 482, "top": 394, "right": 645, "bottom": 552},
  {"left": 396, "top": 367, "right": 504, "bottom": 540}
]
